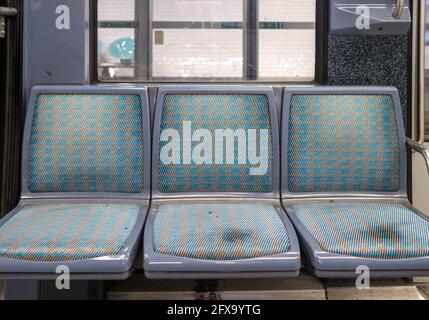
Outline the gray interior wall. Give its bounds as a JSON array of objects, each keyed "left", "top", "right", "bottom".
[
  {"left": 327, "top": 34, "right": 410, "bottom": 132},
  {"left": 23, "top": 0, "right": 90, "bottom": 105}
]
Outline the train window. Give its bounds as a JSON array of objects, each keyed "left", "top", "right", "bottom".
[
  {"left": 258, "top": 0, "right": 315, "bottom": 80},
  {"left": 97, "top": 0, "right": 316, "bottom": 82},
  {"left": 151, "top": 0, "right": 244, "bottom": 79}
]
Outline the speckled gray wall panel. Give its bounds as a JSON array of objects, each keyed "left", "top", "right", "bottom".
[{"left": 328, "top": 35, "right": 409, "bottom": 131}]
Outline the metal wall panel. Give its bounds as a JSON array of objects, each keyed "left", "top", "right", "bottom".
[{"left": 23, "top": 0, "right": 90, "bottom": 98}]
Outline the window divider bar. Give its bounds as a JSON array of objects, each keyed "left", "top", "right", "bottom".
[
  {"left": 135, "top": 0, "right": 151, "bottom": 80},
  {"left": 244, "top": 0, "right": 258, "bottom": 80}
]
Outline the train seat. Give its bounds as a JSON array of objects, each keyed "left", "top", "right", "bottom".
[
  {"left": 0, "top": 86, "right": 151, "bottom": 279},
  {"left": 144, "top": 86, "right": 300, "bottom": 279},
  {"left": 282, "top": 86, "right": 429, "bottom": 278}
]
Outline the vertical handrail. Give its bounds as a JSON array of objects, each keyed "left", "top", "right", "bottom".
[
  {"left": 411, "top": 0, "right": 426, "bottom": 145},
  {"left": 418, "top": 0, "right": 426, "bottom": 144},
  {"left": 393, "top": 0, "right": 405, "bottom": 20}
]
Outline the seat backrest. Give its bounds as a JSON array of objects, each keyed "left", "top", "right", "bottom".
[
  {"left": 282, "top": 87, "right": 406, "bottom": 199},
  {"left": 152, "top": 86, "right": 280, "bottom": 200},
  {"left": 23, "top": 86, "right": 151, "bottom": 200}
]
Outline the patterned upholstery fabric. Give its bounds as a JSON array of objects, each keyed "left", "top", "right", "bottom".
[
  {"left": 29, "top": 94, "right": 144, "bottom": 193},
  {"left": 291, "top": 202, "right": 429, "bottom": 259},
  {"left": 288, "top": 94, "right": 400, "bottom": 193},
  {"left": 0, "top": 204, "right": 140, "bottom": 262},
  {"left": 158, "top": 94, "right": 273, "bottom": 193},
  {"left": 154, "top": 203, "right": 290, "bottom": 260}
]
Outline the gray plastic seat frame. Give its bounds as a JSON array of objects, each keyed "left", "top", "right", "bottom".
[
  {"left": 281, "top": 86, "right": 429, "bottom": 278},
  {"left": 144, "top": 86, "right": 301, "bottom": 279},
  {"left": 0, "top": 85, "right": 151, "bottom": 280}
]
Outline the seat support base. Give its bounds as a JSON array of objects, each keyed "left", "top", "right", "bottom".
[
  {"left": 41, "top": 280, "right": 106, "bottom": 300},
  {"left": 4, "top": 280, "right": 40, "bottom": 300},
  {"left": 4, "top": 280, "right": 107, "bottom": 300}
]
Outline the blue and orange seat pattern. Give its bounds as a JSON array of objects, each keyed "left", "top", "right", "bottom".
[
  {"left": 288, "top": 94, "right": 400, "bottom": 193},
  {"left": 153, "top": 203, "right": 290, "bottom": 261},
  {"left": 29, "top": 94, "right": 144, "bottom": 193},
  {"left": 292, "top": 202, "right": 429, "bottom": 260},
  {"left": 158, "top": 94, "right": 273, "bottom": 193},
  {"left": 0, "top": 204, "right": 140, "bottom": 262},
  {"left": 1, "top": 86, "right": 428, "bottom": 279},
  {"left": 0, "top": 91, "right": 147, "bottom": 268}
]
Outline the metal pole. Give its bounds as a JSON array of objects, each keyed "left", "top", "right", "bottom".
[{"left": 0, "top": 6, "right": 17, "bottom": 17}]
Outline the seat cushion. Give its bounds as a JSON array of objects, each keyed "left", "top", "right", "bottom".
[
  {"left": 29, "top": 94, "right": 145, "bottom": 193},
  {"left": 291, "top": 202, "right": 429, "bottom": 260},
  {"left": 153, "top": 202, "right": 290, "bottom": 261},
  {"left": 287, "top": 94, "right": 400, "bottom": 193},
  {"left": 0, "top": 204, "right": 140, "bottom": 262},
  {"left": 158, "top": 94, "right": 273, "bottom": 193}
]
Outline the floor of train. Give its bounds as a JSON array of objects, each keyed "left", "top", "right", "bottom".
[{"left": 2, "top": 272, "right": 428, "bottom": 300}]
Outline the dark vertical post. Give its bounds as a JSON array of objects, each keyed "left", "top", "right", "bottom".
[
  {"left": 89, "top": 0, "right": 98, "bottom": 83},
  {"left": 135, "top": 0, "right": 151, "bottom": 80},
  {"left": 0, "top": 0, "right": 22, "bottom": 218},
  {"left": 315, "top": 0, "right": 328, "bottom": 84},
  {"left": 243, "top": 0, "right": 258, "bottom": 80}
]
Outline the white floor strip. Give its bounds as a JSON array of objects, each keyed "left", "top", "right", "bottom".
[{"left": 326, "top": 286, "right": 426, "bottom": 300}]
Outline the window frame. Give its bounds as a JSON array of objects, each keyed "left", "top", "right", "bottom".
[{"left": 91, "top": 0, "right": 327, "bottom": 84}]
